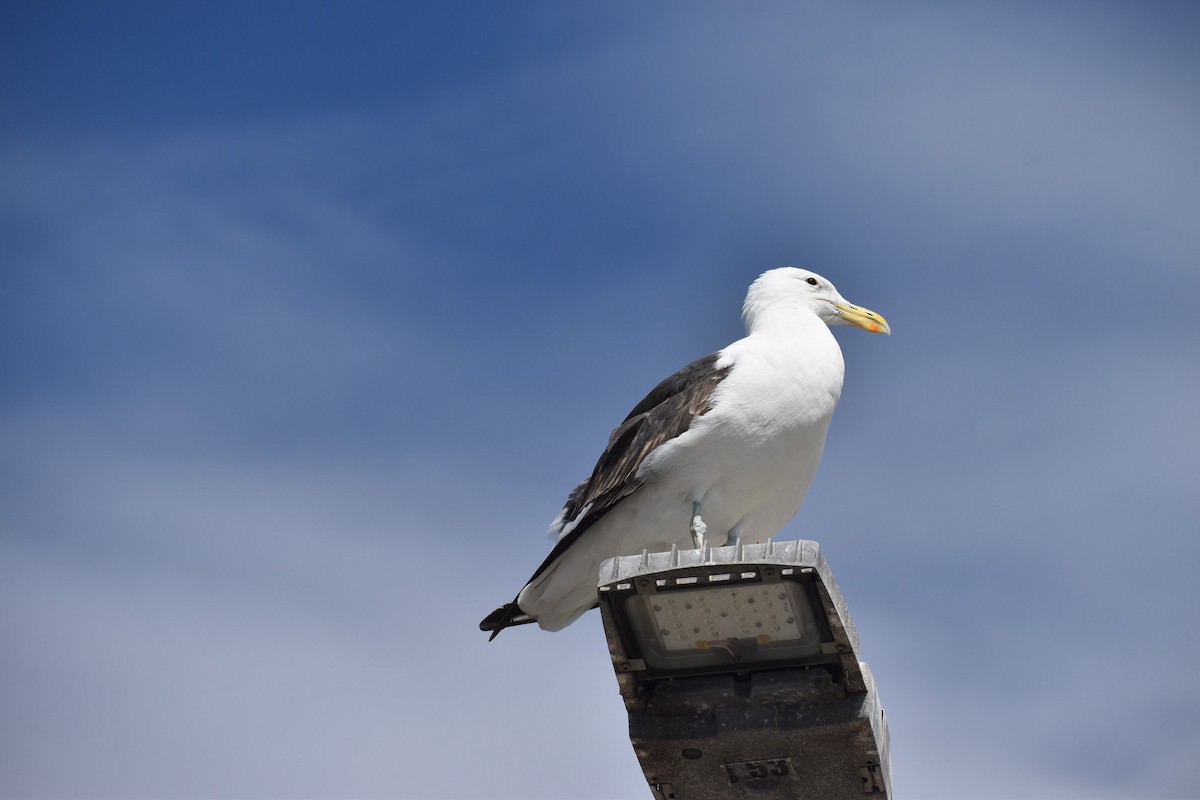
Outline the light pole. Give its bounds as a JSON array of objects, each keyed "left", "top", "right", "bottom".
[{"left": 598, "top": 540, "right": 890, "bottom": 799}]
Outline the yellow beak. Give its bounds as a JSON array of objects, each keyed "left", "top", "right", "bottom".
[{"left": 833, "top": 302, "right": 891, "bottom": 335}]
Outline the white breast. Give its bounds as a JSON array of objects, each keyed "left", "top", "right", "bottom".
[{"left": 639, "top": 323, "right": 845, "bottom": 542}]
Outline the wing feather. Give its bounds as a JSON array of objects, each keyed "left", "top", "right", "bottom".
[{"left": 481, "top": 352, "right": 732, "bottom": 637}]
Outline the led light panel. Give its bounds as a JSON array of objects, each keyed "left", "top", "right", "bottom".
[
  {"left": 650, "top": 583, "right": 804, "bottom": 650},
  {"left": 624, "top": 577, "right": 823, "bottom": 671}
]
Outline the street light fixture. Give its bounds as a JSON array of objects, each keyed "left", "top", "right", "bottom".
[{"left": 598, "top": 539, "right": 890, "bottom": 799}]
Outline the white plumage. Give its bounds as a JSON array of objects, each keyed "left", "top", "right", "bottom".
[{"left": 482, "top": 267, "right": 889, "bottom": 637}]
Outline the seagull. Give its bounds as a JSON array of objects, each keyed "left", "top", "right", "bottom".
[{"left": 481, "top": 267, "right": 889, "bottom": 638}]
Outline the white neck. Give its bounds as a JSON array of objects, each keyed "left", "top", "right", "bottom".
[{"left": 742, "top": 301, "right": 831, "bottom": 338}]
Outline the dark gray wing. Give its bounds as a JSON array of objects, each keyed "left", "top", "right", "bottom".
[
  {"left": 481, "top": 352, "right": 732, "bottom": 638},
  {"left": 554, "top": 352, "right": 730, "bottom": 531}
]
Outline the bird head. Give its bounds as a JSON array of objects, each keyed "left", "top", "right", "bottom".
[{"left": 742, "top": 267, "right": 891, "bottom": 336}]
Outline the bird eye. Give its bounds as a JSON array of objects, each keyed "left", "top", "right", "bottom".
[{"left": 805, "top": 277, "right": 818, "bottom": 286}]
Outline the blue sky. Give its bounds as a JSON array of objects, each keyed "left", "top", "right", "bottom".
[{"left": 2, "top": 2, "right": 1199, "bottom": 798}]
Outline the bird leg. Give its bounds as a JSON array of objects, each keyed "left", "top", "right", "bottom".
[{"left": 690, "top": 501, "right": 707, "bottom": 548}]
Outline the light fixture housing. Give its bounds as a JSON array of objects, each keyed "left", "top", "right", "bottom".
[{"left": 598, "top": 540, "right": 891, "bottom": 799}]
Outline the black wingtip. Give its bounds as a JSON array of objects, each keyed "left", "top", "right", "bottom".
[{"left": 480, "top": 601, "right": 536, "bottom": 640}]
